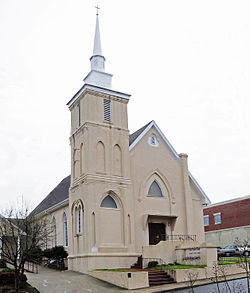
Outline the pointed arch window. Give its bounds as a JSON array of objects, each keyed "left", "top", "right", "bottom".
[
  {"left": 114, "top": 144, "right": 122, "bottom": 176},
  {"left": 63, "top": 213, "right": 68, "bottom": 247},
  {"left": 96, "top": 141, "right": 105, "bottom": 173},
  {"left": 100, "top": 195, "right": 118, "bottom": 209},
  {"left": 76, "top": 206, "right": 82, "bottom": 234},
  {"left": 52, "top": 218, "right": 57, "bottom": 247},
  {"left": 148, "top": 181, "right": 163, "bottom": 197},
  {"left": 73, "top": 149, "right": 77, "bottom": 179},
  {"left": 77, "top": 104, "right": 81, "bottom": 127},
  {"left": 80, "top": 143, "right": 83, "bottom": 175}
]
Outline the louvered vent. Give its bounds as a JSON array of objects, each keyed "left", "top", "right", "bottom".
[{"left": 104, "top": 99, "right": 111, "bottom": 122}]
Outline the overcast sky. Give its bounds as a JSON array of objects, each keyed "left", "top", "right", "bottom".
[{"left": 0, "top": 0, "right": 250, "bottom": 209}]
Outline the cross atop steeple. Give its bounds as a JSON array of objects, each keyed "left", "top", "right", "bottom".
[{"left": 95, "top": 5, "right": 100, "bottom": 16}]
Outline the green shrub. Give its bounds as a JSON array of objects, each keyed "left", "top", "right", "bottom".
[
  {"left": 148, "top": 261, "right": 158, "bottom": 268},
  {"left": 3, "top": 268, "right": 14, "bottom": 272},
  {"left": 26, "top": 246, "right": 43, "bottom": 262},
  {"left": 43, "top": 246, "right": 68, "bottom": 260}
]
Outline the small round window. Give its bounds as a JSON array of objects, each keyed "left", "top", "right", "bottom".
[{"left": 148, "top": 134, "right": 159, "bottom": 147}]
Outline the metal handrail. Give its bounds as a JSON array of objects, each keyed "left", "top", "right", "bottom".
[{"left": 165, "top": 234, "right": 197, "bottom": 241}]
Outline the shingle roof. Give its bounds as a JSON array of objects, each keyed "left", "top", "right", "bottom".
[
  {"left": 32, "top": 175, "right": 70, "bottom": 215},
  {"left": 129, "top": 121, "right": 152, "bottom": 146},
  {"left": 32, "top": 122, "right": 152, "bottom": 215}
]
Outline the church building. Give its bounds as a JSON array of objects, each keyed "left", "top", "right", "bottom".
[{"left": 32, "top": 12, "right": 210, "bottom": 273}]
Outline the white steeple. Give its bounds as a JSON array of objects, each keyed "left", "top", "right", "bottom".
[
  {"left": 90, "top": 13, "right": 105, "bottom": 71},
  {"left": 84, "top": 8, "right": 113, "bottom": 89}
]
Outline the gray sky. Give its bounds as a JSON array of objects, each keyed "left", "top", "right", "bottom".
[{"left": 1, "top": 0, "right": 250, "bottom": 209}]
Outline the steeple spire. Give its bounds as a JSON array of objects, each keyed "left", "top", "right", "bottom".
[
  {"left": 83, "top": 7, "right": 113, "bottom": 89},
  {"left": 90, "top": 9, "right": 105, "bottom": 72},
  {"left": 93, "top": 9, "right": 102, "bottom": 55}
]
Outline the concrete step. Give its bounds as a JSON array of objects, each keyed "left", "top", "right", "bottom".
[{"left": 148, "top": 271, "right": 175, "bottom": 287}]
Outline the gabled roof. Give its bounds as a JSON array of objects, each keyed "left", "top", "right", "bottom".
[
  {"left": 129, "top": 121, "right": 152, "bottom": 146},
  {"left": 129, "top": 120, "right": 179, "bottom": 159},
  {"left": 32, "top": 175, "right": 70, "bottom": 216},
  {"left": 0, "top": 214, "right": 26, "bottom": 235},
  {"left": 129, "top": 120, "right": 211, "bottom": 205},
  {"left": 33, "top": 121, "right": 210, "bottom": 215}
]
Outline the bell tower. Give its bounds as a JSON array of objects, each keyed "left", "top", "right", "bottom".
[
  {"left": 66, "top": 9, "right": 135, "bottom": 273},
  {"left": 67, "top": 10, "right": 131, "bottom": 179}
]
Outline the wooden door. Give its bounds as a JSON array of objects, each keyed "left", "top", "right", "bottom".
[{"left": 148, "top": 223, "right": 166, "bottom": 245}]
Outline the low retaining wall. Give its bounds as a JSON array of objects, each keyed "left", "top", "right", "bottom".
[
  {"left": 68, "top": 254, "right": 138, "bottom": 274},
  {"left": 143, "top": 241, "right": 198, "bottom": 264},
  {"left": 169, "top": 264, "right": 246, "bottom": 283},
  {"left": 89, "top": 270, "right": 149, "bottom": 289}
]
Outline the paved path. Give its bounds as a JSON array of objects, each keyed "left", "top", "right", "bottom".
[
  {"left": 26, "top": 266, "right": 250, "bottom": 293},
  {"left": 26, "top": 266, "right": 127, "bottom": 293}
]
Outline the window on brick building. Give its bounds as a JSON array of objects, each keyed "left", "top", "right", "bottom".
[
  {"left": 203, "top": 215, "right": 209, "bottom": 226},
  {"left": 214, "top": 213, "right": 221, "bottom": 224}
]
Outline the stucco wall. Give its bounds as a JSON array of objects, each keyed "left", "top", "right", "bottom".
[
  {"left": 169, "top": 264, "right": 246, "bottom": 283},
  {"left": 130, "top": 126, "right": 205, "bottom": 253},
  {"left": 89, "top": 270, "right": 149, "bottom": 289},
  {"left": 42, "top": 205, "right": 69, "bottom": 250}
]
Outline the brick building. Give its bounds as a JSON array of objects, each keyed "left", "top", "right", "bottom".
[{"left": 203, "top": 195, "right": 250, "bottom": 247}]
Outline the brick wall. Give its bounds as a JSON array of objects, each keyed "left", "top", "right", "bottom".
[{"left": 203, "top": 198, "right": 250, "bottom": 232}]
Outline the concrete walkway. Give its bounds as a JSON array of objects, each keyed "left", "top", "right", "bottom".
[
  {"left": 26, "top": 266, "right": 250, "bottom": 293},
  {"left": 26, "top": 266, "right": 127, "bottom": 293}
]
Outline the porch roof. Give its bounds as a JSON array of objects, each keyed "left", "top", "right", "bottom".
[{"left": 143, "top": 214, "right": 178, "bottom": 230}]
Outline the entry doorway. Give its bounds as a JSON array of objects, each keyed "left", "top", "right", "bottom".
[{"left": 148, "top": 223, "right": 166, "bottom": 245}]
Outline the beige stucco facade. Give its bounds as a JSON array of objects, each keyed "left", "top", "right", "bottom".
[
  {"left": 34, "top": 14, "right": 210, "bottom": 274},
  {"left": 38, "top": 84, "right": 207, "bottom": 273},
  {"left": 36, "top": 85, "right": 209, "bottom": 274}
]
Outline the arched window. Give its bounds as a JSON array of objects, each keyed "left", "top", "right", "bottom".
[
  {"left": 76, "top": 206, "right": 82, "bottom": 234},
  {"left": 63, "top": 213, "right": 68, "bottom": 247},
  {"left": 77, "top": 104, "right": 81, "bottom": 127},
  {"left": 73, "top": 149, "right": 76, "bottom": 179},
  {"left": 52, "top": 218, "right": 57, "bottom": 247},
  {"left": 100, "top": 195, "right": 118, "bottom": 209},
  {"left": 44, "top": 225, "right": 48, "bottom": 249},
  {"left": 114, "top": 144, "right": 122, "bottom": 176},
  {"left": 92, "top": 212, "right": 96, "bottom": 246},
  {"left": 96, "top": 141, "right": 105, "bottom": 173},
  {"left": 148, "top": 181, "right": 163, "bottom": 197},
  {"left": 80, "top": 143, "right": 83, "bottom": 175}
]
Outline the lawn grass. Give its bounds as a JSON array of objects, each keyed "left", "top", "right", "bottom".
[
  {"left": 219, "top": 257, "right": 250, "bottom": 265},
  {"left": 149, "top": 264, "right": 206, "bottom": 270},
  {"left": 96, "top": 265, "right": 207, "bottom": 271},
  {"left": 96, "top": 269, "right": 138, "bottom": 272}
]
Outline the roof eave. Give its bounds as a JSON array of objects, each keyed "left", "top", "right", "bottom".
[
  {"left": 35, "top": 198, "right": 69, "bottom": 218},
  {"left": 67, "top": 84, "right": 131, "bottom": 108}
]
